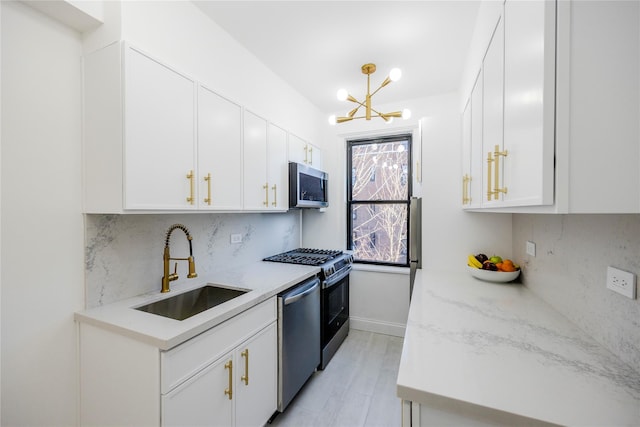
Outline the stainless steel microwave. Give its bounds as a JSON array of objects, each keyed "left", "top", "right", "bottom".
[{"left": 289, "top": 162, "right": 329, "bottom": 208}]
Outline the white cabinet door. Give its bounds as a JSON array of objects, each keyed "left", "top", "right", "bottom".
[
  {"left": 198, "top": 85, "right": 243, "bottom": 210},
  {"left": 162, "top": 353, "right": 233, "bottom": 427},
  {"left": 502, "top": 0, "right": 555, "bottom": 207},
  {"left": 461, "top": 99, "right": 472, "bottom": 207},
  {"left": 267, "top": 124, "right": 288, "bottom": 210},
  {"left": 235, "top": 324, "right": 277, "bottom": 427},
  {"left": 243, "top": 110, "right": 269, "bottom": 210},
  {"left": 124, "top": 46, "right": 196, "bottom": 210},
  {"left": 482, "top": 14, "right": 505, "bottom": 207},
  {"left": 469, "top": 69, "right": 484, "bottom": 209}
]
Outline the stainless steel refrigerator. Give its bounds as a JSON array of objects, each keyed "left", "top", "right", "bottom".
[{"left": 409, "top": 197, "right": 422, "bottom": 300}]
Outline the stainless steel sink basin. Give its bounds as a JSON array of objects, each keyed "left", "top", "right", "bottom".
[{"left": 135, "top": 285, "right": 248, "bottom": 321}]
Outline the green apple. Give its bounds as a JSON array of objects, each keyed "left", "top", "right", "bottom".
[{"left": 489, "top": 255, "right": 502, "bottom": 264}]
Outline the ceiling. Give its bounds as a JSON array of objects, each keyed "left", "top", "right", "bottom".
[{"left": 193, "top": 1, "right": 481, "bottom": 117}]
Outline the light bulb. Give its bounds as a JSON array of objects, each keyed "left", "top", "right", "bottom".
[
  {"left": 328, "top": 115, "right": 337, "bottom": 125},
  {"left": 402, "top": 108, "right": 412, "bottom": 120},
  {"left": 389, "top": 68, "right": 402, "bottom": 82},
  {"left": 337, "top": 89, "right": 348, "bottom": 101}
]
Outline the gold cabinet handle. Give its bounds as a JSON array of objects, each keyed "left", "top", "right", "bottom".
[
  {"left": 487, "top": 152, "right": 494, "bottom": 201},
  {"left": 241, "top": 349, "right": 249, "bottom": 385},
  {"left": 493, "top": 144, "right": 508, "bottom": 199},
  {"left": 186, "top": 170, "right": 195, "bottom": 205},
  {"left": 462, "top": 174, "right": 471, "bottom": 205},
  {"left": 309, "top": 146, "right": 313, "bottom": 164},
  {"left": 271, "top": 184, "right": 277, "bottom": 207},
  {"left": 416, "top": 161, "right": 421, "bottom": 183},
  {"left": 304, "top": 145, "right": 309, "bottom": 164},
  {"left": 224, "top": 360, "right": 233, "bottom": 400},
  {"left": 263, "top": 183, "right": 269, "bottom": 206},
  {"left": 204, "top": 173, "right": 212, "bottom": 205}
]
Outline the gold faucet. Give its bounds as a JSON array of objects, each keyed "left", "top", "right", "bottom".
[{"left": 161, "top": 224, "right": 198, "bottom": 293}]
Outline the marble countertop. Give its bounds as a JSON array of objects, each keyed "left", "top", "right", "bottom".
[
  {"left": 397, "top": 269, "right": 640, "bottom": 426},
  {"left": 74, "top": 261, "right": 319, "bottom": 350}
]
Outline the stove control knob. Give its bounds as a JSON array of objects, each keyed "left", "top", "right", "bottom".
[{"left": 326, "top": 266, "right": 334, "bottom": 276}]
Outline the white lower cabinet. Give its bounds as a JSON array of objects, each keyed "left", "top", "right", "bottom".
[
  {"left": 78, "top": 297, "right": 277, "bottom": 427},
  {"left": 162, "top": 323, "right": 277, "bottom": 427}
]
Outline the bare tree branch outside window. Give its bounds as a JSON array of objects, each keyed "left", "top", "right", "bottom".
[{"left": 347, "top": 135, "right": 411, "bottom": 265}]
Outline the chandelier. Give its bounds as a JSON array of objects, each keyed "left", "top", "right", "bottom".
[{"left": 329, "top": 63, "right": 411, "bottom": 125}]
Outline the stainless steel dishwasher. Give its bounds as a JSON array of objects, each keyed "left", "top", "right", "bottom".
[{"left": 277, "top": 276, "right": 321, "bottom": 412}]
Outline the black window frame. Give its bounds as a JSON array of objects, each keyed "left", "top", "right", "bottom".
[{"left": 347, "top": 134, "right": 413, "bottom": 267}]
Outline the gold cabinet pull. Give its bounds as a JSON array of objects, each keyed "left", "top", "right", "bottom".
[
  {"left": 271, "top": 184, "right": 277, "bottom": 207},
  {"left": 203, "top": 173, "right": 212, "bottom": 205},
  {"left": 309, "top": 146, "right": 313, "bottom": 164},
  {"left": 224, "top": 360, "right": 233, "bottom": 400},
  {"left": 304, "top": 145, "right": 309, "bottom": 164},
  {"left": 263, "top": 183, "right": 269, "bottom": 206},
  {"left": 487, "top": 152, "right": 494, "bottom": 201},
  {"left": 186, "top": 170, "right": 195, "bottom": 205},
  {"left": 462, "top": 174, "right": 471, "bottom": 205},
  {"left": 493, "top": 144, "right": 508, "bottom": 199},
  {"left": 241, "top": 349, "right": 249, "bottom": 385}
]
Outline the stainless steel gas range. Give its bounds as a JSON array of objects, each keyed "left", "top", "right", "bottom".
[{"left": 264, "top": 248, "right": 353, "bottom": 370}]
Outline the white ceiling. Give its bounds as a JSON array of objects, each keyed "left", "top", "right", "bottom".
[{"left": 193, "top": 1, "right": 481, "bottom": 117}]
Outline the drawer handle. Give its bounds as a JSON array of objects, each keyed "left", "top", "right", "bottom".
[
  {"left": 241, "top": 349, "right": 249, "bottom": 385},
  {"left": 224, "top": 360, "right": 233, "bottom": 400}
]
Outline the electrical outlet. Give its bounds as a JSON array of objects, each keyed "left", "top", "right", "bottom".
[
  {"left": 606, "top": 266, "right": 636, "bottom": 299},
  {"left": 230, "top": 233, "right": 243, "bottom": 244},
  {"left": 526, "top": 241, "right": 536, "bottom": 257}
]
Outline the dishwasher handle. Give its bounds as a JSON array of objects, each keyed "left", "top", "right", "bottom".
[{"left": 282, "top": 277, "right": 320, "bottom": 306}]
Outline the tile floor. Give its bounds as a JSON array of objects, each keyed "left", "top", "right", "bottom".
[{"left": 270, "top": 329, "right": 404, "bottom": 427}]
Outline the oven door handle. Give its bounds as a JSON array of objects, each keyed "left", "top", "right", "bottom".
[
  {"left": 282, "top": 277, "right": 320, "bottom": 306},
  {"left": 322, "top": 265, "right": 352, "bottom": 289}
]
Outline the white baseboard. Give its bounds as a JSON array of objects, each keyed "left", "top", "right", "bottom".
[{"left": 349, "top": 316, "right": 406, "bottom": 338}]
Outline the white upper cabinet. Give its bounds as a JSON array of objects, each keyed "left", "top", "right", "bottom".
[
  {"left": 84, "top": 42, "right": 197, "bottom": 212},
  {"left": 482, "top": 13, "right": 506, "bottom": 207},
  {"left": 461, "top": 99, "right": 472, "bottom": 206},
  {"left": 242, "top": 112, "right": 288, "bottom": 211},
  {"left": 462, "top": 70, "right": 484, "bottom": 209},
  {"left": 289, "top": 134, "right": 323, "bottom": 170},
  {"left": 502, "top": 0, "right": 555, "bottom": 207},
  {"left": 197, "top": 85, "right": 243, "bottom": 210},
  {"left": 124, "top": 46, "right": 197, "bottom": 210},
  {"left": 462, "top": 0, "right": 639, "bottom": 213},
  {"left": 267, "top": 124, "right": 289, "bottom": 210},
  {"left": 243, "top": 111, "right": 269, "bottom": 210},
  {"left": 83, "top": 41, "right": 299, "bottom": 213}
]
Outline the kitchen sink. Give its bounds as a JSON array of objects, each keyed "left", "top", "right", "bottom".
[{"left": 135, "top": 285, "right": 248, "bottom": 321}]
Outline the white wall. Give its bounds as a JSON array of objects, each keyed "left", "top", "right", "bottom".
[{"left": 1, "top": 2, "right": 85, "bottom": 425}]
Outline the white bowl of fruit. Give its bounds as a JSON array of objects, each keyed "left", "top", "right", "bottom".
[{"left": 467, "top": 253, "right": 521, "bottom": 283}]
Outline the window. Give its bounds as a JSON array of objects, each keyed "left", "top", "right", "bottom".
[{"left": 347, "top": 134, "right": 411, "bottom": 266}]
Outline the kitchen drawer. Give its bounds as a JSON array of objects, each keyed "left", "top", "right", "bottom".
[{"left": 161, "top": 297, "right": 276, "bottom": 394}]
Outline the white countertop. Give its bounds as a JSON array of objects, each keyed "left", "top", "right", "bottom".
[
  {"left": 397, "top": 269, "right": 640, "bottom": 426},
  {"left": 74, "top": 261, "right": 319, "bottom": 350}
]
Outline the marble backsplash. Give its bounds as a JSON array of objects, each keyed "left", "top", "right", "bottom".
[
  {"left": 512, "top": 214, "right": 640, "bottom": 374},
  {"left": 84, "top": 211, "right": 300, "bottom": 308}
]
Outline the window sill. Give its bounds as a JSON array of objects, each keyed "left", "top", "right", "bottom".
[{"left": 352, "top": 264, "right": 410, "bottom": 275}]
